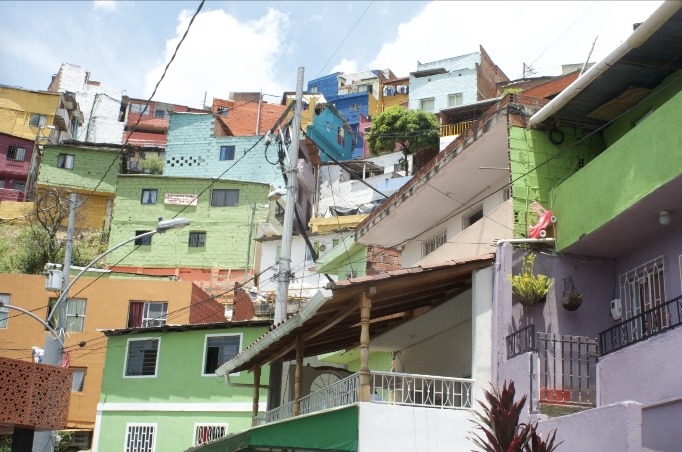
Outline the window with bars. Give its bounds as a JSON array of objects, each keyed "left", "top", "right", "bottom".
[
  {"left": 211, "top": 189, "right": 239, "bottom": 207},
  {"left": 203, "top": 334, "right": 241, "bottom": 375},
  {"left": 620, "top": 256, "right": 667, "bottom": 339},
  {"left": 189, "top": 232, "right": 206, "bottom": 248},
  {"left": 125, "top": 423, "right": 156, "bottom": 452},
  {"left": 422, "top": 230, "right": 447, "bottom": 257},
  {"left": 194, "top": 424, "right": 228, "bottom": 446},
  {"left": 125, "top": 338, "right": 159, "bottom": 377},
  {"left": 7, "top": 146, "right": 26, "bottom": 161}
]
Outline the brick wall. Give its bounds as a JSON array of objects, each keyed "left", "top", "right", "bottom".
[
  {"left": 38, "top": 144, "right": 120, "bottom": 193},
  {"left": 164, "top": 113, "right": 285, "bottom": 187},
  {"left": 107, "top": 175, "right": 270, "bottom": 269}
]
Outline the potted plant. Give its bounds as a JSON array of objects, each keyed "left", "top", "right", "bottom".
[
  {"left": 561, "top": 276, "right": 583, "bottom": 311},
  {"left": 508, "top": 253, "right": 554, "bottom": 307}
]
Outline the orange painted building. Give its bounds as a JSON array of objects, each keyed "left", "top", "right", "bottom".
[{"left": 0, "top": 273, "right": 223, "bottom": 447}]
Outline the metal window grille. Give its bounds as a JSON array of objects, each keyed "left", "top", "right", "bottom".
[
  {"left": 189, "top": 232, "right": 206, "bottom": 248},
  {"left": 134, "top": 231, "right": 152, "bottom": 246},
  {"left": 125, "top": 424, "right": 156, "bottom": 452},
  {"left": 620, "top": 256, "right": 666, "bottom": 338},
  {"left": 211, "top": 189, "right": 239, "bottom": 207},
  {"left": 195, "top": 425, "right": 227, "bottom": 446},
  {"left": 422, "top": 230, "right": 447, "bottom": 257},
  {"left": 125, "top": 339, "right": 159, "bottom": 377},
  {"left": 7, "top": 146, "right": 26, "bottom": 161}
]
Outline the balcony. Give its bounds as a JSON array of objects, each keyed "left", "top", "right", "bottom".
[
  {"left": 440, "top": 120, "right": 473, "bottom": 137},
  {"left": 254, "top": 371, "right": 474, "bottom": 426}
]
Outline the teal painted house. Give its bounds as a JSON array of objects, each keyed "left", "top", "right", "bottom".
[
  {"left": 163, "top": 113, "right": 285, "bottom": 188},
  {"left": 106, "top": 174, "right": 272, "bottom": 275},
  {"left": 93, "top": 321, "right": 270, "bottom": 451},
  {"left": 306, "top": 104, "right": 354, "bottom": 163}
]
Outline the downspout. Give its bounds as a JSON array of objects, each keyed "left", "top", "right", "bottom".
[
  {"left": 529, "top": 1, "right": 682, "bottom": 128},
  {"left": 256, "top": 90, "right": 263, "bottom": 134},
  {"left": 224, "top": 374, "right": 270, "bottom": 389}
]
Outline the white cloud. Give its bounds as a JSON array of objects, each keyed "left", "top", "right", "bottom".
[
  {"left": 144, "top": 8, "right": 290, "bottom": 108},
  {"left": 369, "top": 1, "right": 663, "bottom": 80},
  {"left": 330, "top": 58, "right": 359, "bottom": 75},
  {"left": 93, "top": 1, "right": 118, "bottom": 12}
]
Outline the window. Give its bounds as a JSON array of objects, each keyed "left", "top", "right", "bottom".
[
  {"left": 349, "top": 103, "right": 362, "bottom": 112},
  {"left": 130, "top": 103, "right": 149, "bottom": 115},
  {"left": 57, "top": 154, "right": 75, "bottom": 169},
  {"left": 189, "top": 232, "right": 206, "bottom": 248},
  {"left": 0, "top": 294, "right": 9, "bottom": 328},
  {"left": 310, "top": 86, "right": 318, "bottom": 93},
  {"left": 420, "top": 98, "right": 435, "bottom": 111},
  {"left": 140, "top": 189, "right": 158, "bottom": 204},
  {"left": 47, "top": 298, "right": 86, "bottom": 332},
  {"left": 211, "top": 189, "right": 239, "bottom": 207},
  {"left": 195, "top": 424, "right": 228, "bottom": 446},
  {"left": 154, "top": 109, "right": 166, "bottom": 119},
  {"left": 620, "top": 256, "right": 666, "bottom": 339},
  {"left": 464, "top": 208, "right": 484, "bottom": 228},
  {"left": 71, "top": 368, "right": 86, "bottom": 392},
  {"left": 128, "top": 301, "right": 168, "bottom": 328},
  {"left": 219, "top": 145, "right": 235, "bottom": 161},
  {"left": 448, "top": 93, "right": 463, "bottom": 107},
  {"left": 125, "top": 338, "right": 160, "bottom": 377},
  {"left": 134, "top": 231, "right": 152, "bottom": 246},
  {"left": 29, "top": 114, "right": 46, "bottom": 127},
  {"left": 68, "top": 431, "right": 91, "bottom": 450},
  {"left": 13, "top": 181, "right": 25, "bottom": 192},
  {"left": 7, "top": 146, "right": 26, "bottom": 161},
  {"left": 125, "top": 423, "right": 156, "bottom": 451},
  {"left": 203, "top": 334, "right": 241, "bottom": 375},
  {"left": 422, "top": 230, "right": 447, "bottom": 257}
]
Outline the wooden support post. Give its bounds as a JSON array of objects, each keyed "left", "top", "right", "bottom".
[
  {"left": 251, "top": 366, "right": 261, "bottom": 425},
  {"left": 293, "top": 336, "right": 305, "bottom": 416},
  {"left": 359, "top": 292, "right": 372, "bottom": 402}
]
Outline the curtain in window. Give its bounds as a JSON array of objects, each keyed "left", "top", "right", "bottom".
[
  {"left": 71, "top": 369, "right": 85, "bottom": 392},
  {"left": 128, "top": 302, "right": 144, "bottom": 328}
]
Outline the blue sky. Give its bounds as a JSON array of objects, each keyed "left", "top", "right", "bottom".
[{"left": 0, "top": 1, "right": 663, "bottom": 108}]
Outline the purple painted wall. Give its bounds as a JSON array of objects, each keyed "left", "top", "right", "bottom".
[
  {"left": 642, "top": 398, "right": 682, "bottom": 451},
  {"left": 0, "top": 133, "right": 33, "bottom": 190},
  {"left": 599, "top": 328, "right": 682, "bottom": 406},
  {"left": 496, "top": 352, "right": 539, "bottom": 420}
]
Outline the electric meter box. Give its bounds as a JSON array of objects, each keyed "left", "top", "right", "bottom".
[{"left": 45, "top": 270, "right": 63, "bottom": 291}]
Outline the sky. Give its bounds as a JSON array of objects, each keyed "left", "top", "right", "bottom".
[{"left": 0, "top": 0, "right": 665, "bottom": 109}]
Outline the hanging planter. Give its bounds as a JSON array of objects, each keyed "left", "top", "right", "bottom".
[
  {"left": 508, "top": 253, "right": 554, "bottom": 307},
  {"left": 561, "top": 276, "right": 583, "bottom": 311}
]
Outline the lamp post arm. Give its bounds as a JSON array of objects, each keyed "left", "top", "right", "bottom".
[
  {"left": 2, "top": 303, "right": 64, "bottom": 347},
  {"left": 47, "top": 229, "right": 158, "bottom": 323}
]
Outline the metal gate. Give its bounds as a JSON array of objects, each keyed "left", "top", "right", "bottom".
[{"left": 537, "top": 332, "right": 598, "bottom": 406}]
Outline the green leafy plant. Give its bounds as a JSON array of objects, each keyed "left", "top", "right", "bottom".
[
  {"left": 139, "top": 156, "right": 164, "bottom": 174},
  {"left": 508, "top": 253, "right": 554, "bottom": 307},
  {"left": 470, "top": 380, "right": 560, "bottom": 452}
]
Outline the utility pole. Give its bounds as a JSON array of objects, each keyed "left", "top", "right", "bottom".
[
  {"left": 32, "top": 193, "right": 76, "bottom": 452},
  {"left": 274, "top": 67, "right": 304, "bottom": 325}
]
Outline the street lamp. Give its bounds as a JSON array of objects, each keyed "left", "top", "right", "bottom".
[{"left": 46, "top": 217, "right": 190, "bottom": 326}]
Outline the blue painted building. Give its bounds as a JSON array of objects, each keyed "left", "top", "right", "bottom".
[
  {"left": 306, "top": 104, "right": 354, "bottom": 162},
  {"left": 163, "top": 113, "right": 285, "bottom": 188}
]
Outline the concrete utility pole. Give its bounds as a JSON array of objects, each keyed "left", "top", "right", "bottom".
[
  {"left": 274, "top": 67, "right": 304, "bottom": 325},
  {"left": 33, "top": 193, "right": 76, "bottom": 452}
]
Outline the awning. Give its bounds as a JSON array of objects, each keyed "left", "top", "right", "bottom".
[
  {"left": 188, "top": 405, "right": 359, "bottom": 452},
  {"left": 217, "top": 254, "right": 494, "bottom": 376}
]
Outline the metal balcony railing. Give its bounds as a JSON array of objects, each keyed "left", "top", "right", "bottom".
[
  {"left": 506, "top": 324, "right": 536, "bottom": 359},
  {"left": 253, "top": 371, "right": 474, "bottom": 426},
  {"left": 599, "top": 294, "right": 682, "bottom": 356}
]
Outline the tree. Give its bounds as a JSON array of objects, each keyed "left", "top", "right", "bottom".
[{"left": 365, "top": 106, "right": 440, "bottom": 174}]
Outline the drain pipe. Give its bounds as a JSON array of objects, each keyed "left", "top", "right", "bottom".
[
  {"left": 529, "top": 1, "right": 682, "bottom": 128},
  {"left": 224, "top": 373, "right": 270, "bottom": 389}
]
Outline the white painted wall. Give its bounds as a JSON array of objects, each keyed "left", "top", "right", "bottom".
[
  {"left": 358, "top": 402, "right": 476, "bottom": 452},
  {"left": 54, "top": 63, "right": 124, "bottom": 144},
  {"left": 471, "top": 266, "right": 493, "bottom": 389},
  {"left": 401, "top": 181, "right": 509, "bottom": 267}
]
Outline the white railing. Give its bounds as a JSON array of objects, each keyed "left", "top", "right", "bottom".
[
  {"left": 253, "top": 371, "right": 474, "bottom": 426},
  {"left": 371, "top": 371, "right": 474, "bottom": 409}
]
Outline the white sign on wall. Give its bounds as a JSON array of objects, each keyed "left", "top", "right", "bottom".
[{"left": 164, "top": 193, "right": 198, "bottom": 206}]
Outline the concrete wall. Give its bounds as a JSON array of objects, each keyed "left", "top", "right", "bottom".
[
  {"left": 107, "top": 175, "right": 269, "bottom": 269},
  {"left": 641, "top": 398, "right": 682, "bottom": 451},
  {"left": 38, "top": 144, "right": 120, "bottom": 194},
  {"left": 50, "top": 63, "right": 124, "bottom": 144},
  {"left": 496, "top": 352, "right": 538, "bottom": 422},
  {"left": 471, "top": 266, "right": 493, "bottom": 392},
  {"left": 164, "top": 113, "right": 284, "bottom": 188},
  {"left": 408, "top": 53, "right": 481, "bottom": 113},
  {"left": 358, "top": 402, "right": 475, "bottom": 451},
  {"left": 0, "top": 273, "right": 196, "bottom": 432},
  {"left": 0, "top": 86, "right": 61, "bottom": 141},
  {"left": 553, "top": 71, "right": 682, "bottom": 249},
  {"left": 0, "top": 133, "right": 34, "bottom": 188},
  {"left": 97, "top": 325, "right": 268, "bottom": 451},
  {"left": 307, "top": 73, "right": 340, "bottom": 100},
  {"left": 599, "top": 327, "right": 682, "bottom": 406}
]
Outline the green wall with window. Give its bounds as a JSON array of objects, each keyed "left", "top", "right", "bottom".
[
  {"left": 96, "top": 324, "right": 269, "bottom": 451},
  {"left": 107, "top": 175, "right": 271, "bottom": 268},
  {"left": 38, "top": 144, "right": 120, "bottom": 193}
]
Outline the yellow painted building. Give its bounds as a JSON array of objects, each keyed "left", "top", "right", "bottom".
[
  {"left": 0, "top": 273, "right": 220, "bottom": 445},
  {"left": 0, "top": 86, "right": 61, "bottom": 141}
]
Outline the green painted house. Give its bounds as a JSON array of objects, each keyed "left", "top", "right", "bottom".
[
  {"left": 93, "top": 321, "right": 270, "bottom": 451},
  {"left": 106, "top": 174, "right": 273, "bottom": 273}
]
